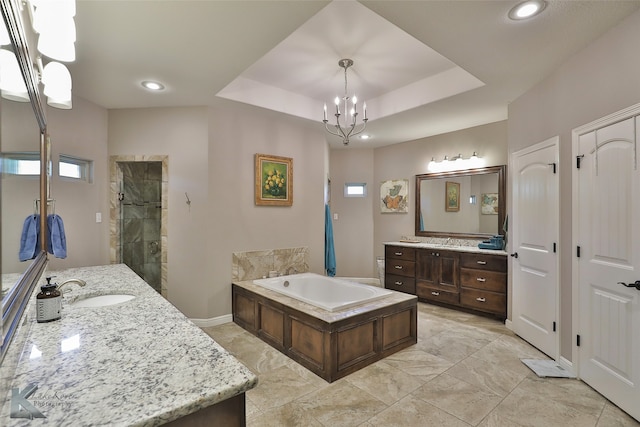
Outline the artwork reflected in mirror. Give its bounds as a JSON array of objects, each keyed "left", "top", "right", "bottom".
[{"left": 416, "top": 165, "right": 506, "bottom": 239}]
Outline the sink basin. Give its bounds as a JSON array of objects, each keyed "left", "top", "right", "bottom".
[{"left": 71, "top": 294, "right": 135, "bottom": 308}]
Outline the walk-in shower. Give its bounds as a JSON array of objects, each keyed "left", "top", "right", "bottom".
[{"left": 118, "top": 161, "right": 162, "bottom": 293}]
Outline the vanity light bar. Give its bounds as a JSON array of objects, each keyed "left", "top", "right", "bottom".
[{"left": 427, "top": 152, "right": 484, "bottom": 172}]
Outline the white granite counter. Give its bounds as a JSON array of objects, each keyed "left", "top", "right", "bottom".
[
  {"left": 0, "top": 264, "right": 257, "bottom": 426},
  {"left": 385, "top": 241, "right": 508, "bottom": 256}
]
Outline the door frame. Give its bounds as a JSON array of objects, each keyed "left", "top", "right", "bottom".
[
  {"left": 571, "top": 101, "right": 640, "bottom": 377},
  {"left": 510, "top": 136, "right": 560, "bottom": 361}
]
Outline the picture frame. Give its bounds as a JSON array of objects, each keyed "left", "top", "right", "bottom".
[
  {"left": 445, "top": 181, "right": 460, "bottom": 212},
  {"left": 481, "top": 193, "right": 499, "bottom": 215},
  {"left": 255, "top": 153, "right": 293, "bottom": 206},
  {"left": 380, "top": 179, "right": 409, "bottom": 213}
]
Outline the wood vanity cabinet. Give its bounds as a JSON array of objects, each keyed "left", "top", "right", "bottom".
[
  {"left": 415, "top": 249, "right": 459, "bottom": 306},
  {"left": 459, "top": 252, "right": 507, "bottom": 317},
  {"left": 385, "top": 245, "right": 507, "bottom": 319},
  {"left": 384, "top": 245, "right": 416, "bottom": 294}
]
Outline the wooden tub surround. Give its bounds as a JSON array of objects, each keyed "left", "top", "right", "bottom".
[{"left": 232, "top": 280, "right": 418, "bottom": 383}]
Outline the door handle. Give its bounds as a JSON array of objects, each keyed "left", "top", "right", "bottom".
[
  {"left": 618, "top": 281, "right": 640, "bottom": 290},
  {"left": 510, "top": 252, "right": 519, "bottom": 258}
]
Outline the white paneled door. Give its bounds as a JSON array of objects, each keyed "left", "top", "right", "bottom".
[
  {"left": 576, "top": 115, "right": 640, "bottom": 422},
  {"left": 511, "top": 137, "right": 559, "bottom": 358}
]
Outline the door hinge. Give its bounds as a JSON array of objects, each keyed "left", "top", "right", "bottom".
[
  {"left": 577, "top": 246, "right": 581, "bottom": 257},
  {"left": 548, "top": 162, "right": 557, "bottom": 174},
  {"left": 577, "top": 334, "right": 581, "bottom": 347},
  {"left": 553, "top": 242, "right": 557, "bottom": 253},
  {"left": 576, "top": 155, "right": 584, "bottom": 169},
  {"left": 553, "top": 321, "right": 556, "bottom": 332}
]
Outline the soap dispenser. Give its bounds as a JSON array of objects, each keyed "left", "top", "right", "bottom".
[{"left": 36, "top": 277, "right": 62, "bottom": 323}]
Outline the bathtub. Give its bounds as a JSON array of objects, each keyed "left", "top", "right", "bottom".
[{"left": 252, "top": 272, "right": 392, "bottom": 312}]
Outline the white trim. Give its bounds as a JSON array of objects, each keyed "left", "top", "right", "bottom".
[
  {"left": 189, "top": 314, "right": 233, "bottom": 328},
  {"left": 571, "top": 102, "right": 640, "bottom": 379},
  {"left": 558, "top": 356, "right": 576, "bottom": 377},
  {"left": 504, "top": 318, "right": 514, "bottom": 331}
]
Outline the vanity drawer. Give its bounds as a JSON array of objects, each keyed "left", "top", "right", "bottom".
[
  {"left": 460, "top": 268, "right": 506, "bottom": 293},
  {"left": 460, "top": 253, "right": 506, "bottom": 273},
  {"left": 416, "top": 283, "right": 459, "bottom": 305},
  {"left": 385, "top": 274, "right": 416, "bottom": 294},
  {"left": 385, "top": 245, "right": 416, "bottom": 262},
  {"left": 386, "top": 259, "right": 415, "bottom": 278},
  {"left": 460, "top": 288, "right": 506, "bottom": 316}
]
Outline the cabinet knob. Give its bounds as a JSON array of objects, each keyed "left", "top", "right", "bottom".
[
  {"left": 431, "top": 291, "right": 440, "bottom": 296},
  {"left": 394, "top": 265, "right": 403, "bottom": 270},
  {"left": 476, "top": 261, "right": 487, "bottom": 265},
  {"left": 476, "top": 297, "right": 486, "bottom": 303},
  {"left": 394, "top": 281, "right": 403, "bottom": 286},
  {"left": 436, "top": 253, "right": 440, "bottom": 257},
  {"left": 476, "top": 278, "right": 486, "bottom": 282}
]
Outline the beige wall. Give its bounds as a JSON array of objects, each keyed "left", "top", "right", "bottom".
[
  {"left": 372, "top": 121, "right": 509, "bottom": 276},
  {"left": 508, "top": 9, "right": 640, "bottom": 360},
  {"left": 108, "top": 106, "right": 327, "bottom": 319},
  {"left": 329, "top": 148, "right": 375, "bottom": 277},
  {"left": 46, "top": 97, "right": 110, "bottom": 271},
  {"left": 328, "top": 121, "right": 507, "bottom": 279}
]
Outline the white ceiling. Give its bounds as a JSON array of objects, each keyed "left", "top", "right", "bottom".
[{"left": 68, "top": 0, "right": 640, "bottom": 148}]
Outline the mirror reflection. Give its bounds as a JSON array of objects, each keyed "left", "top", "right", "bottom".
[
  {"left": 1, "top": 85, "right": 41, "bottom": 301},
  {"left": 415, "top": 165, "right": 506, "bottom": 238}
]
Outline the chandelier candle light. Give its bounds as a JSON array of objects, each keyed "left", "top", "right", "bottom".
[{"left": 323, "top": 59, "right": 368, "bottom": 145}]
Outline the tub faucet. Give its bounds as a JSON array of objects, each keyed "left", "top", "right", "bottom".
[
  {"left": 58, "top": 278, "right": 87, "bottom": 293},
  {"left": 286, "top": 266, "right": 298, "bottom": 275}
]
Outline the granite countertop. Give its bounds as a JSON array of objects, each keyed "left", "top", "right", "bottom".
[
  {"left": 1, "top": 264, "right": 257, "bottom": 426},
  {"left": 385, "top": 241, "right": 508, "bottom": 256}
]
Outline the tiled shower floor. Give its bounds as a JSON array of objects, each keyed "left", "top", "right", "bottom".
[{"left": 203, "top": 302, "right": 638, "bottom": 427}]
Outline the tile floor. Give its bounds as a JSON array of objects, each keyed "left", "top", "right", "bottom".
[{"left": 203, "top": 302, "right": 639, "bottom": 427}]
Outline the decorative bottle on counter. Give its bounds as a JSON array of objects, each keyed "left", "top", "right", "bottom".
[{"left": 36, "top": 277, "right": 61, "bottom": 323}]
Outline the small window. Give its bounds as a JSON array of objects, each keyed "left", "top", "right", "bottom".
[
  {"left": 59, "top": 154, "right": 93, "bottom": 183},
  {"left": 1, "top": 152, "right": 40, "bottom": 176},
  {"left": 344, "top": 182, "right": 367, "bottom": 197}
]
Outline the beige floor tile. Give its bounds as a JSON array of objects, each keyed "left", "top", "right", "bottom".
[
  {"left": 205, "top": 302, "right": 638, "bottom": 426},
  {"left": 247, "top": 365, "right": 319, "bottom": 411},
  {"left": 445, "top": 354, "right": 528, "bottom": 397},
  {"left": 295, "top": 381, "right": 387, "bottom": 427},
  {"left": 412, "top": 373, "right": 502, "bottom": 425},
  {"left": 247, "top": 401, "right": 324, "bottom": 427},
  {"left": 345, "top": 361, "right": 424, "bottom": 405},
  {"left": 596, "top": 402, "right": 640, "bottom": 426},
  {"left": 416, "top": 327, "right": 494, "bottom": 363},
  {"left": 367, "top": 395, "right": 471, "bottom": 427},
  {"left": 378, "top": 347, "right": 454, "bottom": 382},
  {"left": 483, "top": 377, "right": 604, "bottom": 427}
]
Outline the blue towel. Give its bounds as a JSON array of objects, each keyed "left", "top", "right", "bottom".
[
  {"left": 325, "top": 204, "right": 336, "bottom": 277},
  {"left": 19, "top": 215, "right": 40, "bottom": 261},
  {"left": 47, "top": 214, "right": 67, "bottom": 259}
]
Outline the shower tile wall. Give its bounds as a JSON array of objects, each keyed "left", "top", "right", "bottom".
[{"left": 121, "top": 162, "right": 162, "bottom": 292}]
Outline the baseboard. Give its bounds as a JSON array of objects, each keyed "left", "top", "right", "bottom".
[
  {"left": 504, "top": 318, "right": 514, "bottom": 331},
  {"left": 189, "top": 314, "right": 233, "bottom": 328}
]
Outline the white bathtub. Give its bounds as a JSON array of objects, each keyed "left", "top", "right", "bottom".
[{"left": 252, "top": 272, "right": 393, "bottom": 312}]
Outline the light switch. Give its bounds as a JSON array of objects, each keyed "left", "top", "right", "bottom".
[
  {"left": 96, "top": 212, "right": 102, "bottom": 223},
  {"left": 333, "top": 213, "right": 338, "bottom": 220}
]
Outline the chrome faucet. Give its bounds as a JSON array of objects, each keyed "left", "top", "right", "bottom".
[
  {"left": 286, "top": 266, "right": 298, "bottom": 275},
  {"left": 58, "top": 279, "right": 87, "bottom": 293}
]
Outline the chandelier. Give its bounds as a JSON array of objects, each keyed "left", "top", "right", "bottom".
[{"left": 323, "top": 59, "right": 368, "bottom": 145}]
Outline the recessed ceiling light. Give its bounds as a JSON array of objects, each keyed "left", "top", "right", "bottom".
[
  {"left": 360, "top": 134, "right": 370, "bottom": 140},
  {"left": 141, "top": 80, "right": 165, "bottom": 91},
  {"left": 508, "top": 0, "right": 546, "bottom": 20}
]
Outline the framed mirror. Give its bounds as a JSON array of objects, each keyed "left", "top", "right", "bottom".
[
  {"left": 415, "top": 165, "right": 506, "bottom": 239},
  {"left": 1, "top": 0, "right": 49, "bottom": 362}
]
